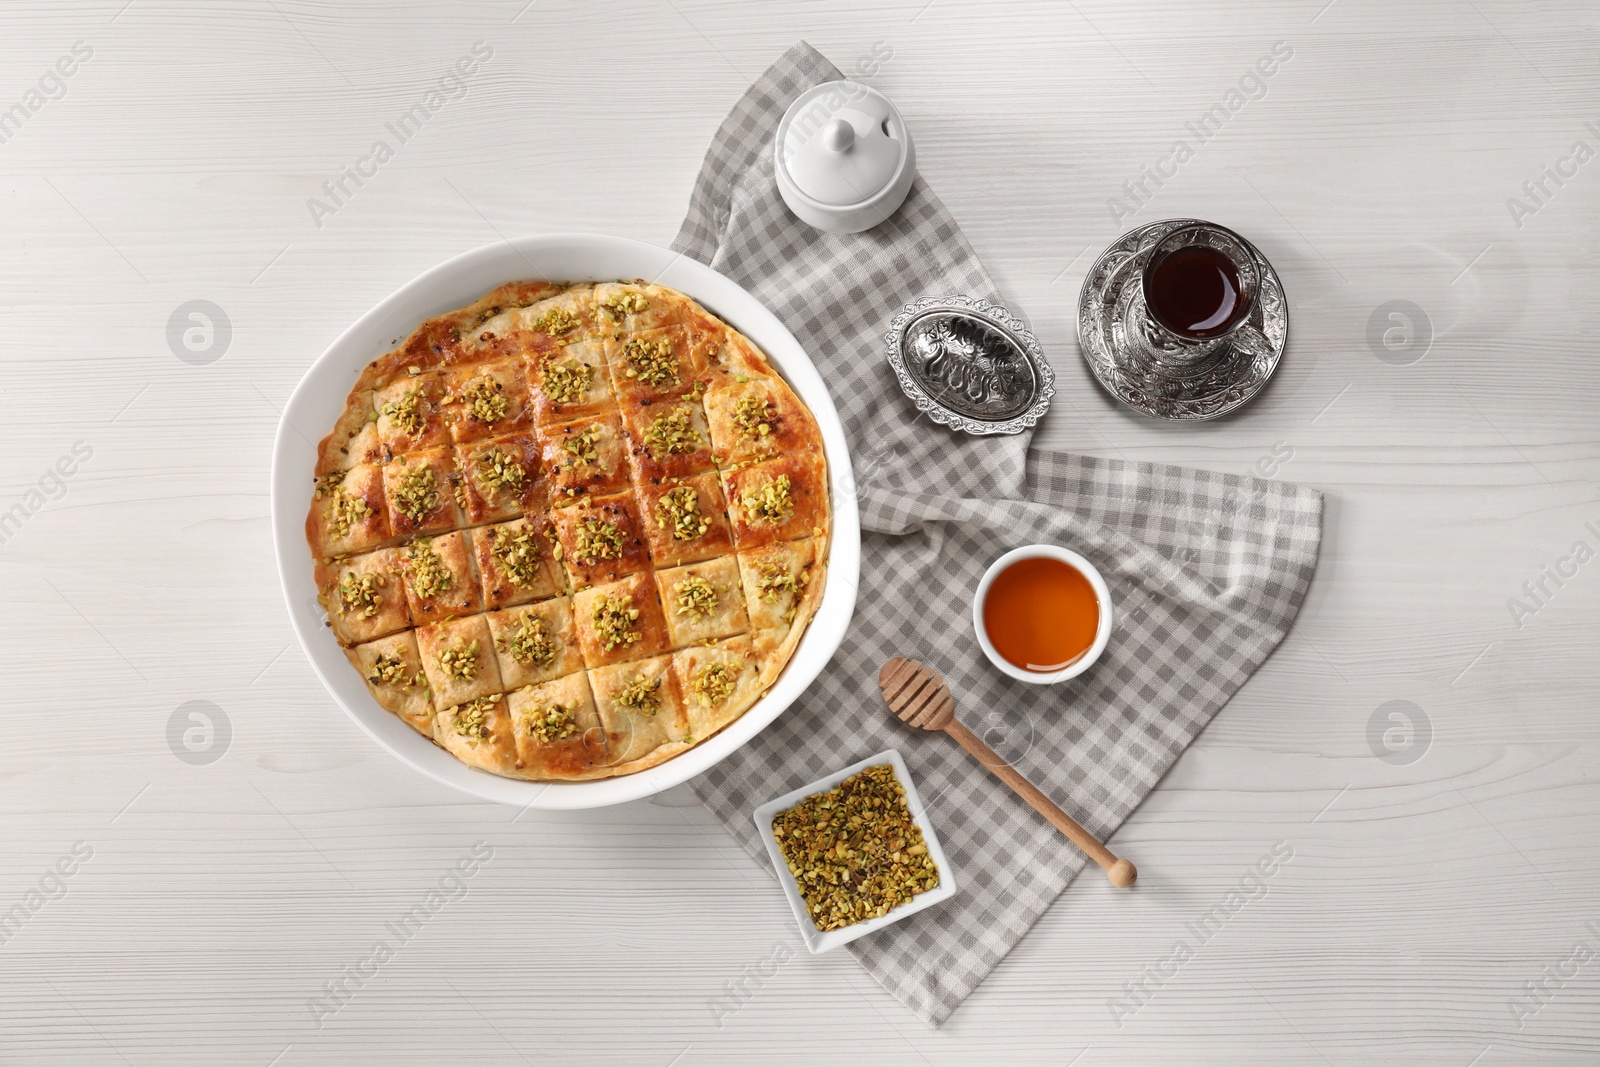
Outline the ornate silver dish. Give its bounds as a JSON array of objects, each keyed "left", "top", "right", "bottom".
[
  {"left": 884, "top": 296, "right": 1054, "bottom": 436},
  {"left": 1077, "top": 218, "right": 1288, "bottom": 421}
]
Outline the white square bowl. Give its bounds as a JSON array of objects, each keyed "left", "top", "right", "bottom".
[{"left": 752, "top": 749, "right": 958, "bottom": 954}]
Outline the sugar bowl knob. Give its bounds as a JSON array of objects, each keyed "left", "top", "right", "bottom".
[{"left": 822, "top": 117, "right": 855, "bottom": 153}]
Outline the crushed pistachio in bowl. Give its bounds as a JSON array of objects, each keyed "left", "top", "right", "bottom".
[
  {"left": 772, "top": 764, "right": 940, "bottom": 931},
  {"left": 753, "top": 750, "right": 958, "bottom": 953}
]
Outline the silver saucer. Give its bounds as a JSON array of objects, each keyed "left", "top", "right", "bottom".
[
  {"left": 1077, "top": 219, "right": 1288, "bottom": 421},
  {"left": 884, "top": 296, "right": 1054, "bottom": 436}
]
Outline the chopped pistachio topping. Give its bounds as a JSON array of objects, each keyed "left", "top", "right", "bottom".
[
  {"left": 393, "top": 462, "right": 442, "bottom": 524},
  {"left": 756, "top": 561, "right": 805, "bottom": 604},
  {"left": 733, "top": 394, "right": 777, "bottom": 440},
  {"left": 641, "top": 408, "right": 705, "bottom": 457},
  {"left": 770, "top": 764, "right": 940, "bottom": 932},
  {"left": 451, "top": 694, "right": 501, "bottom": 741},
  {"left": 524, "top": 702, "right": 578, "bottom": 743},
  {"left": 381, "top": 388, "right": 425, "bottom": 434},
  {"left": 490, "top": 524, "right": 542, "bottom": 587},
  {"left": 656, "top": 485, "right": 711, "bottom": 541},
  {"left": 533, "top": 306, "right": 581, "bottom": 336},
  {"left": 314, "top": 472, "right": 343, "bottom": 499},
  {"left": 561, "top": 425, "right": 602, "bottom": 466},
  {"left": 690, "top": 659, "right": 742, "bottom": 707},
  {"left": 591, "top": 594, "right": 641, "bottom": 652},
  {"left": 472, "top": 445, "right": 526, "bottom": 497},
  {"left": 571, "top": 517, "right": 623, "bottom": 564},
  {"left": 326, "top": 489, "right": 372, "bottom": 538},
  {"left": 436, "top": 639, "right": 480, "bottom": 681},
  {"left": 600, "top": 291, "right": 649, "bottom": 320},
  {"left": 675, "top": 575, "right": 718, "bottom": 621},
  {"left": 543, "top": 357, "right": 593, "bottom": 405},
  {"left": 405, "top": 538, "right": 455, "bottom": 599},
  {"left": 463, "top": 374, "right": 509, "bottom": 424},
  {"left": 621, "top": 337, "right": 680, "bottom": 388},
  {"left": 500, "top": 614, "right": 557, "bottom": 668},
  {"left": 336, "top": 570, "right": 384, "bottom": 618},
  {"left": 615, "top": 673, "right": 661, "bottom": 714},
  {"left": 742, "top": 474, "right": 794, "bottom": 526},
  {"left": 368, "top": 652, "right": 425, "bottom": 689}
]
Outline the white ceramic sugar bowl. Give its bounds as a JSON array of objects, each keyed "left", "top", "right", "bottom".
[{"left": 775, "top": 80, "right": 916, "bottom": 234}]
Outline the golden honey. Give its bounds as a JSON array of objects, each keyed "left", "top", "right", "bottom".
[{"left": 982, "top": 556, "right": 1099, "bottom": 672}]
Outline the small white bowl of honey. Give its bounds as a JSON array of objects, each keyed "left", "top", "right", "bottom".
[{"left": 972, "top": 545, "right": 1112, "bottom": 685}]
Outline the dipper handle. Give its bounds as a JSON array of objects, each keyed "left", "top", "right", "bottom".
[{"left": 943, "top": 718, "right": 1137, "bottom": 888}]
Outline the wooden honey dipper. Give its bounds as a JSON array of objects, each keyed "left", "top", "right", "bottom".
[{"left": 878, "top": 657, "right": 1137, "bottom": 888}]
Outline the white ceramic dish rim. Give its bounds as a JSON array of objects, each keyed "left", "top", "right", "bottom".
[
  {"left": 971, "top": 544, "right": 1113, "bottom": 685},
  {"left": 751, "top": 748, "right": 958, "bottom": 954},
  {"left": 269, "top": 233, "right": 861, "bottom": 809}
]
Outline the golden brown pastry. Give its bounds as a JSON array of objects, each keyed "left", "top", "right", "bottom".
[
  {"left": 307, "top": 281, "right": 830, "bottom": 781},
  {"left": 344, "top": 631, "right": 432, "bottom": 736}
]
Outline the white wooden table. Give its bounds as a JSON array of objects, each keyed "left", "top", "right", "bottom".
[{"left": 4, "top": 1, "right": 1596, "bottom": 1062}]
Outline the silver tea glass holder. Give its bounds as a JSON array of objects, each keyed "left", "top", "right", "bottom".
[{"left": 1077, "top": 218, "right": 1288, "bottom": 421}]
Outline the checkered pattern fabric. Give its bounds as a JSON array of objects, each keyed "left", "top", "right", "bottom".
[{"left": 673, "top": 41, "right": 1324, "bottom": 1025}]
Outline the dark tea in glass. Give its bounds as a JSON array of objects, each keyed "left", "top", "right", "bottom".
[
  {"left": 1144, "top": 246, "right": 1247, "bottom": 339},
  {"left": 1139, "top": 225, "right": 1259, "bottom": 351}
]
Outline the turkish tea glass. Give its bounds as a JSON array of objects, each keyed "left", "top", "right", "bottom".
[{"left": 1137, "top": 223, "right": 1260, "bottom": 362}]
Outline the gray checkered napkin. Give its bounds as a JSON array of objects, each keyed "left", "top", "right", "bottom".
[{"left": 672, "top": 41, "right": 1323, "bottom": 1025}]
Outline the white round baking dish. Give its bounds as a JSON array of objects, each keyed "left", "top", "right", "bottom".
[{"left": 270, "top": 234, "right": 860, "bottom": 809}]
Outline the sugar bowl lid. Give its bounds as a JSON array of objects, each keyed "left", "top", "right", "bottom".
[{"left": 775, "top": 81, "right": 916, "bottom": 233}]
